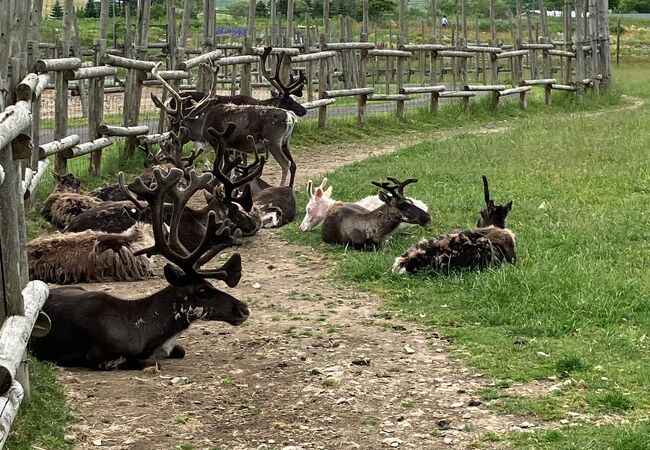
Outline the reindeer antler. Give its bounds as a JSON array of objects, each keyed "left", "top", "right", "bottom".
[
  {"left": 119, "top": 167, "right": 243, "bottom": 286},
  {"left": 481, "top": 175, "right": 493, "bottom": 208},
  {"left": 372, "top": 177, "right": 418, "bottom": 198},
  {"left": 260, "top": 46, "right": 306, "bottom": 98}
]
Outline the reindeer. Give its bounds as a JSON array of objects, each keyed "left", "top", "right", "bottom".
[
  {"left": 321, "top": 178, "right": 431, "bottom": 250},
  {"left": 176, "top": 47, "right": 307, "bottom": 117},
  {"left": 150, "top": 62, "right": 299, "bottom": 187},
  {"left": 30, "top": 168, "right": 249, "bottom": 370},
  {"left": 392, "top": 175, "right": 516, "bottom": 275},
  {"left": 300, "top": 178, "right": 429, "bottom": 232},
  {"left": 28, "top": 222, "right": 155, "bottom": 284},
  {"left": 224, "top": 135, "right": 296, "bottom": 228},
  {"left": 41, "top": 172, "right": 101, "bottom": 229}
]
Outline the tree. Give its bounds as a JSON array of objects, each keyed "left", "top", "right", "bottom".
[
  {"left": 51, "top": 0, "right": 64, "bottom": 18},
  {"left": 256, "top": 0, "right": 269, "bottom": 17},
  {"left": 367, "top": 0, "right": 397, "bottom": 20},
  {"left": 85, "top": 0, "right": 98, "bottom": 18}
]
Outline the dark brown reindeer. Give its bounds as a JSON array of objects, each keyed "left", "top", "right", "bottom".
[
  {"left": 321, "top": 178, "right": 431, "bottom": 250},
  {"left": 228, "top": 135, "right": 296, "bottom": 228},
  {"left": 392, "top": 175, "right": 516, "bottom": 275},
  {"left": 151, "top": 62, "right": 299, "bottom": 187},
  {"left": 30, "top": 167, "right": 250, "bottom": 370},
  {"left": 41, "top": 172, "right": 101, "bottom": 229},
  {"left": 176, "top": 47, "right": 307, "bottom": 117}
]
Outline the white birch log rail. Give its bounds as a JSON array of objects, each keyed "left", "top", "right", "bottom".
[
  {"left": 551, "top": 83, "right": 577, "bottom": 91},
  {"left": 495, "top": 50, "right": 529, "bottom": 59},
  {"left": 521, "top": 78, "right": 557, "bottom": 85},
  {"left": 0, "top": 164, "right": 5, "bottom": 186},
  {"left": 367, "top": 49, "right": 411, "bottom": 58},
  {"left": 33, "top": 57, "right": 82, "bottom": 73},
  {"left": 400, "top": 85, "right": 446, "bottom": 94},
  {"left": 301, "top": 98, "right": 336, "bottom": 109},
  {"left": 464, "top": 45, "right": 503, "bottom": 53},
  {"left": 325, "top": 87, "right": 374, "bottom": 98},
  {"left": 367, "top": 94, "right": 411, "bottom": 101},
  {"left": 400, "top": 44, "right": 449, "bottom": 51},
  {"left": 498, "top": 86, "right": 533, "bottom": 96},
  {"left": 465, "top": 84, "right": 507, "bottom": 91},
  {"left": 64, "top": 138, "right": 114, "bottom": 159},
  {"left": 217, "top": 55, "right": 260, "bottom": 66},
  {"left": 521, "top": 43, "right": 555, "bottom": 50},
  {"left": 291, "top": 51, "right": 337, "bottom": 63},
  {"left": 98, "top": 125, "right": 150, "bottom": 137},
  {"left": 15, "top": 74, "right": 39, "bottom": 102},
  {"left": 0, "top": 281, "right": 49, "bottom": 395},
  {"left": 0, "top": 381, "right": 24, "bottom": 448},
  {"left": 437, "top": 91, "right": 477, "bottom": 98},
  {"left": 139, "top": 70, "right": 190, "bottom": 81},
  {"left": 100, "top": 54, "right": 157, "bottom": 70},
  {"left": 38, "top": 134, "right": 81, "bottom": 159},
  {"left": 0, "top": 102, "right": 32, "bottom": 150},
  {"left": 63, "top": 66, "right": 117, "bottom": 80},
  {"left": 438, "top": 50, "right": 474, "bottom": 58},
  {"left": 138, "top": 132, "right": 172, "bottom": 145},
  {"left": 548, "top": 49, "right": 575, "bottom": 58},
  {"left": 178, "top": 49, "right": 224, "bottom": 70},
  {"left": 252, "top": 47, "right": 300, "bottom": 56},
  {"left": 324, "top": 42, "right": 375, "bottom": 50},
  {"left": 23, "top": 160, "right": 50, "bottom": 200}
]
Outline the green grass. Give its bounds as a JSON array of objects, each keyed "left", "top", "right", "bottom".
[
  {"left": 282, "top": 60, "right": 650, "bottom": 446},
  {"left": 6, "top": 360, "right": 72, "bottom": 450}
]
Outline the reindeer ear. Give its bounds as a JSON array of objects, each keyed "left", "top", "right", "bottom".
[
  {"left": 306, "top": 180, "right": 314, "bottom": 198},
  {"left": 315, "top": 187, "right": 324, "bottom": 198},
  {"left": 235, "top": 184, "right": 254, "bottom": 212},
  {"left": 378, "top": 191, "right": 391, "bottom": 204},
  {"left": 164, "top": 264, "right": 188, "bottom": 286},
  {"left": 323, "top": 186, "right": 333, "bottom": 198},
  {"left": 506, "top": 200, "right": 513, "bottom": 212}
]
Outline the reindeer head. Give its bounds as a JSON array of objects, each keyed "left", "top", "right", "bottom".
[
  {"left": 52, "top": 172, "right": 82, "bottom": 193},
  {"left": 119, "top": 168, "right": 250, "bottom": 326},
  {"left": 261, "top": 47, "right": 308, "bottom": 117},
  {"left": 372, "top": 177, "right": 431, "bottom": 227},
  {"left": 300, "top": 178, "right": 334, "bottom": 231},
  {"left": 477, "top": 175, "right": 513, "bottom": 229}
]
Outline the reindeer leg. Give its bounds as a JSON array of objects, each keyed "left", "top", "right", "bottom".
[
  {"left": 268, "top": 142, "right": 290, "bottom": 187},
  {"left": 281, "top": 141, "right": 297, "bottom": 188}
]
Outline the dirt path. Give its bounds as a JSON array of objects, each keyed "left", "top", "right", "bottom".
[{"left": 59, "top": 98, "right": 645, "bottom": 450}]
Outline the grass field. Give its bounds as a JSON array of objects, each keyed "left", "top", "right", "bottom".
[{"left": 282, "top": 60, "right": 650, "bottom": 448}]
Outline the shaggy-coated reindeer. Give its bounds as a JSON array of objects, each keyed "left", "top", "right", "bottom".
[
  {"left": 392, "top": 175, "right": 516, "bottom": 275},
  {"left": 221, "top": 134, "right": 296, "bottom": 228},
  {"left": 151, "top": 62, "right": 299, "bottom": 187},
  {"left": 321, "top": 178, "right": 431, "bottom": 250},
  {"left": 28, "top": 222, "right": 155, "bottom": 284},
  {"left": 176, "top": 47, "right": 307, "bottom": 117},
  {"left": 300, "top": 177, "right": 428, "bottom": 231},
  {"left": 30, "top": 168, "right": 250, "bottom": 370},
  {"left": 41, "top": 172, "right": 101, "bottom": 228}
]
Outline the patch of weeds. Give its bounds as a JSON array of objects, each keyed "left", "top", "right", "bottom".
[
  {"left": 388, "top": 365, "right": 402, "bottom": 373},
  {"left": 479, "top": 388, "right": 502, "bottom": 401},
  {"left": 361, "top": 417, "right": 379, "bottom": 427},
  {"left": 247, "top": 405, "right": 263, "bottom": 415},
  {"left": 178, "top": 445, "right": 196, "bottom": 450},
  {"left": 592, "top": 391, "right": 634, "bottom": 413},
  {"left": 271, "top": 315, "right": 281, "bottom": 322},
  {"left": 173, "top": 415, "right": 189, "bottom": 425},
  {"left": 401, "top": 399, "right": 414, "bottom": 408},
  {"left": 322, "top": 378, "right": 341, "bottom": 388},
  {"left": 300, "top": 330, "right": 314, "bottom": 337},
  {"left": 283, "top": 326, "right": 297, "bottom": 336},
  {"left": 482, "top": 431, "right": 503, "bottom": 442},
  {"left": 555, "top": 354, "right": 589, "bottom": 377},
  {"left": 326, "top": 325, "right": 341, "bottom": 334},
  {"left": 495, "top": 380, "right": 513, "bottom": 389},
  {"left": 429, "top": 430, "right": 443, "bottom": 437},
  {"left": 220, "top": 376, "right": 234, "bottom": 388},
  {"left": 494, "top": 396, "right": 564, "bottom": 421},
  {"left": 464, "top": 422, "right": 474, "bottom": 431}
]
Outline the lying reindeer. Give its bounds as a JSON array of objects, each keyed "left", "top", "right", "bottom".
[
  {"left": 30, "top": 168, "right": 250, "bottom": 370},
  {"left": 300, "top": 177, "right": 428, "bottom": 231},
  {"left": 28, "top": 222, "right": 155, "bottom": 284},
  {"left": 392, "top": 175, "right": 516, "bottom": 275},
  {"left": 41, "top": 172, "right": 101, "bottom": 229},
  {"left": 321, "top": 177, "right": 431, "bottom": 250},
  {"left": 219, "top": 134, "right": 296, "bottom": 229}
]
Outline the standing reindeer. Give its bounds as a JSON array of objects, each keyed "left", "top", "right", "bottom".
[
  {"left": 30, "top": 167, "right": 250, "bottom": 370},
  {"left": 176, "top": 47, "right": 307, "bottom": 117},
  {"left": 321, "top": 178, "right": 431, "bottom": 250},
  {"left": 392, "top": 175, "right": 516, "bottom": 275},
  {"left": 150, "top": 62, "right": 299, "bottom": 187}
]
